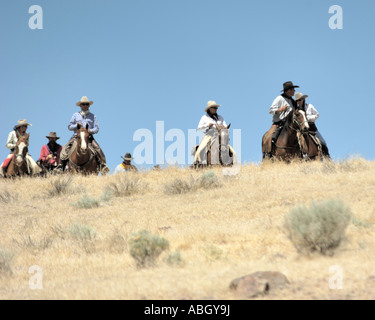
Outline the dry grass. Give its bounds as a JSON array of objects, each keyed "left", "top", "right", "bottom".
[{"left": 0, "top": 158, "right": 375, "bottom": 299}]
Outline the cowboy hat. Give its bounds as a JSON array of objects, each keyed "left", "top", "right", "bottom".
[
  {"left": 76, "top": 96, "right": 94, "bottom": 107},
  {"left": 46, "top": 132, "right": 60, "bottom": 140},
  {"left": 295, "top": 92, "right": 309, "bottom": 101},
  {"left": 13, "top": 119, "right": 32, "bottom": 130},
  {"left": 281, "top": 81, "right": 299, "bottom": 92},
  {"left": 121, "top": 153, "right": 134, "bottom": 161},
  {"left": 205, "top": 100, "right": 221, "bottom": 112}
]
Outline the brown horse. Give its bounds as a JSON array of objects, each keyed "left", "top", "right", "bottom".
[
  {"left": 262, "top": 109, "right": 310, "bottom": 162},
  {"left": 68, "top": 124, "right": 98, "bottom": 175},
  {"left": 299, "top": 131, "right": 322, "bottom": 161},
  {"left": 192, "top": 124, "right": 235, "bottom": 168},
  {"left": 6, "top": 134, "right": 30, "bottom": 178}
]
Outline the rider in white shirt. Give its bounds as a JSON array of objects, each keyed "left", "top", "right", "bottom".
[
  {"left": 195, "top": 100, "right": 228, "bottom": 165},
  {"left": 268, "top": 81, "right": 299, "bottom": 154},
  {"left": 295, "top": 92, "right": 330, "bottom": 158}
]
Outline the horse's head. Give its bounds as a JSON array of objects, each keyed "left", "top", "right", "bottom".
[
  {"left": 76, "top": 123, "right": 90, "bottom": 153},
  {"left": 15, "top": 133, "right": 29, "bottom": 165},
  {"left": 216, "top": 123, "right": 231, "bottom": 149},
  {"left": 293, "top": 109, "right": 309, "bottom": 132}
]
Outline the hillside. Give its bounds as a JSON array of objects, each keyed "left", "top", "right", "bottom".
[{"left": 0, "top": 158, "right": 374, "bottom": 300}]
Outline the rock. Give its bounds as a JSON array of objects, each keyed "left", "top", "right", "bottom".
[{"left": 229, "top": 271, "right": 289, "bottom": 298}]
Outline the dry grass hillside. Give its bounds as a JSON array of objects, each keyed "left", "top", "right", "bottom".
[{"left": 0, "top": 157, "right": 374, "bottom": 300}]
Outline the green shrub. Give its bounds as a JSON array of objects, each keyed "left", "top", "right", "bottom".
[
  {"left": 129, "top": 230, "right": 169, "bottom": 268},
  {"left": 68, "top": 223, "right": 97, "bottom": 242},
  {"left": 72, "top": 195, "right": 100, "bottom": 209},
  {"left": 196, "top": 170, "right": 221, "bottom": 189},
  {"left": 68, "top": 223, "right": 97, "bottom": 254},
  {"left": 164, "top": 178, "right": 194, "bottom": 195},
  {"left": 166, "top": 250, "right": 184, "bottom": 267},
  {"left": 285, "top": 199, "right": 352, "bottom": 255},
  {"left": 163, "top": 171, "right": 222, "bottom": 195}
]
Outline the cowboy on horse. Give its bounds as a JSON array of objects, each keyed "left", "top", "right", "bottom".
[
  {"left": 37, "top": 131, "right": 63, "bottom": 172},
  {"left": 193, "top": 100, "right": 235, "bottom": 166},
  {"left": 263, "top": 81, "right": 300, "bottom": 157},
  {"left": 0, "top": 119, "right": 41, "bottom": 177},
  {"left": 57, "top": 96, "right": 109, "bottom": 174},
  {"left": 295, "top": 92, "right": 331, "bottom": 158},
  {"left": 114, "top": 153, "right": 138, "bottom": 173}
]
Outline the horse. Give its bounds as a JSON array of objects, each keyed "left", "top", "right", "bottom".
[
  {"left": 262, "top": 108, "right": 310, "bottom": 162},
  {"left": 5, "top": 134, "right": 30, "bottom": 178},
  {"left": 68, "top": 124, "right": 98, "bottom": 175},
  {"left": 299, "top": 130, "right": 323, "bottom": 161},
  {"left": 192, "top": 123, "right": 236, "bottom": 168}
]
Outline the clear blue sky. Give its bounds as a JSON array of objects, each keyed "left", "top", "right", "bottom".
[{"left": 1, "top": 0, "right": 374, "bottom": 172}]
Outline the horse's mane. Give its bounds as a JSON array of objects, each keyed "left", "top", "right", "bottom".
[{"left": 280, "top": 108, "right": 295, "bottom": 135}]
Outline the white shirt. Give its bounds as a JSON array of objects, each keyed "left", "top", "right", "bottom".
[
  {"left": 198, "top": 114, "right": 227, "bottom": 133},
  {"left": 269, "top": 95, "right": 294, "bottom": 123},
  {"left": 6, "top": 131, "right": 20, "bottom": 150},
  {"left": 304, "top": 103, "right": 319, "bottom": 123}
]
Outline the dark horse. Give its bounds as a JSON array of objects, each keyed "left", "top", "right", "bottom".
[
  {"left": 6, "top": 134, "right": 30, "bottom": 178},
  {"left": 262, "top": 109, "right": 314, "bottom": 162},
  {"left": 192, "top": 124, "right": 236, "bottom": 168},
  {"left": 68, "top": 124, "right": 98, "bottom": 175}
]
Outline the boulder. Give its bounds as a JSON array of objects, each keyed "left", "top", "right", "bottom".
[{"left": 229, "top": 271, "right": 289, "bottom": 298}]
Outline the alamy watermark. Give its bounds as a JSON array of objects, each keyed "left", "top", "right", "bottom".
[
  {"left": 329, "top": 5, "right": 343, "bottom": 30},
  {"left": 132, "top": 121, "right": 241, "bottom": 174},
  {"left": 28, "top": 5, "right": 43, "bottom": 30},
  {"left": 329, "top": 265, "right": 343, "bottom": 290},
  {"left": 29, "top": 265, "right": 43, "bottom": 290}
]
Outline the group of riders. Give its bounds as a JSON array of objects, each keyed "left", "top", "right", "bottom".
[{"left": 0, "top": 81, "right": 330, "bottom": 178}]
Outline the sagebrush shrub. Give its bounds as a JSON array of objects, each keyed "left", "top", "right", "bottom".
[
  {"left": 129, "top": 230, "right": 169, "bottom": 268},
  {"left": 196, "top": 170, "right": 221, "bottom": 189},
  {"left": 106, "top": 176, "right": 142, "bottom": 197},
  {"left": 163, "top": 178, "right": 194, "bottom": 195},
  {"left": 72, "top": 195, "right": 100, "bottom": 209},
  {"left": 69, "top": 223, "right": 97, "bottom": 241},
  {"left": 46, "top": 176, "right": 73, "bottom": 197},
  {"left": 166, "top": 250, "right": 184, "bottom": 267},
  {"left": 285, "top": 199, "right": 352, "bottom": 255}
]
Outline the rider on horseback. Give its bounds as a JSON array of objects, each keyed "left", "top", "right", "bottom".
[
  {"left": 57, "top": 96, "right": 109, "bottom": 173},
  {"left": 268, "top": 81, "right": 299, "bottom": 156},
  {"left": 194, "top": 100, "right": 228, "bottom": 165},
  {"left": 295, "top": 92, "right": 331, "bottom": 158},
  {"left": 38, "top": 132, "right": 63, "bottom": 172},
  {"left": 0, "top": 119, "right": 41, "bottom": 177}
]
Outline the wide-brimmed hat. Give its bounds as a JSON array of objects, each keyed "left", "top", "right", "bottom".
[
  {"left": 46, "top": 132, "right": 60, "bottom": 140},
  {"left": 76, "top": 96, "right": 94, "bottom": 107},
  {"left": 13, "top": 119, "right": 32, "bottom": 130},
  {"left": 205, "top": 100, "right": 221, "bottom": 112},
  {"left": 281, "top": 81, "right": 299, "bottom": 92},
  {"left": 121, "top": 153, "right": 134, "bottom": 161},
  {"left": 295, "top": 92, "right": 309, "bottom": 101}
]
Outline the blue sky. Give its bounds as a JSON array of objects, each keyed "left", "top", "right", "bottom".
[{"left": 1, "top": 0, "right": 374, "bottom": 172}]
